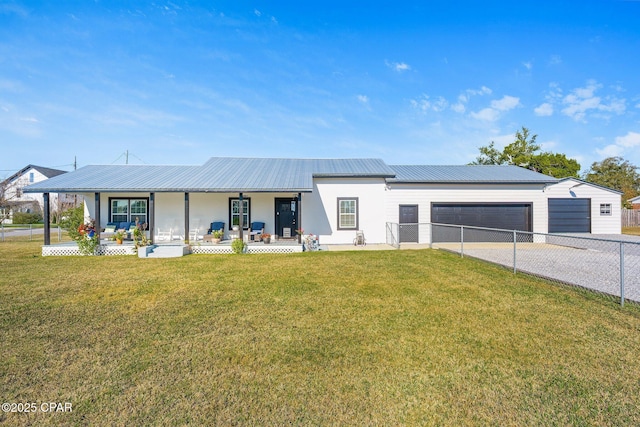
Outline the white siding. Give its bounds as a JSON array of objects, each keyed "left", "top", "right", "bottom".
[
  {"left": 545, "top": 179, "right": 621, "bottom": 234},
  {"left": 304, "top": 177, "right": 388, "bottom": 244},
  {"left": 385, "top": 183, "right": 549, "bottom": 236}
]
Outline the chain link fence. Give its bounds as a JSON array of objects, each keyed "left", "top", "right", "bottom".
[
  {"left": 386, "top": 222, "right": 640, "bottom": 306},
  {"left": 0, "top": 223, "right": 64, "bottom": 242}
]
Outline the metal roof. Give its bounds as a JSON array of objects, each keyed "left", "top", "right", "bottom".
[
  {"left": 24, "top": 157, "right": 396, "bottom": 193},
  {"left": 387, "top": 165, "right": 558, "bottom": 184}
]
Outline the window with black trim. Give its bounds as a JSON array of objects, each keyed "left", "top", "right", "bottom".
[
  {"left": 337, "top": 197, "right": 358, "bottom": 230},
  {"left": 109, "top": 198, "right": 149, "bottom": 224},
  {"left": 600, "top": 203, "right": 612, "bottom": 216},
  {"left": 229, "top": 198, "right": 251, "bottom": 229}
]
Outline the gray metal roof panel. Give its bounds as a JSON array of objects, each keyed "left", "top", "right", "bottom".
[
  {"left": 24, "top": 158, "right": 394, "bottom": 193},
  {"left": 388, "top": 165, "right": 558, "bottom": 184}
]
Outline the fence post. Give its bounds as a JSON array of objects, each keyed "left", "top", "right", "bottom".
[
  {"left": 1, "top": 222, "right": 3, "bottom": 242},
  {"left": 513, "top": 230, "right": 517, "bottom": 274},
  {"left": 29, "top": 224, "right": 33, "bottom": 241},
  {"left": 620, "top": 242, "right": 625, "bottom": 307},
  {"left": 460, "top": 225, "right": 464, "bottom": 258},
  {"left": 429, "top": 223, "right": 432, "bottom": 249}
]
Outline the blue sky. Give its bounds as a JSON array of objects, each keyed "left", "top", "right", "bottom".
[{"left": 1, "top": 1, "right": 639, "bottom": 177}]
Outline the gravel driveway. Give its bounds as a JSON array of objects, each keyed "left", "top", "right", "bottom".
[{"left": 433, "top": 234, "right": 640, "bottom": 303}]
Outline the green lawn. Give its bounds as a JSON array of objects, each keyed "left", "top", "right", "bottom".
[{"left": 1, "top": 241, "right": 640, "bottom": 426}]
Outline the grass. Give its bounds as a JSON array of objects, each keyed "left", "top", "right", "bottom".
[
  {"left": 1, "top": 241, "right": 640, "bottom": 426},
  {"left": 622, "top": 226, "right": 640, "bottom": 236}
]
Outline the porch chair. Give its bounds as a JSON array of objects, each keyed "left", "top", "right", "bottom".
[
  {"left": 207, "top": 221, "right": 225, "bottom": 235},
  {"left": 189, "top": 227, "right": 203, "bottom": 242},
  {"left": 249, "top": 221, "right": 265, "bottom": 241},
  {"left": 155, "top": 228, "right": 172, "bottom": 241},
  {"left": 353, "top": 230, "right": 366, "bottom": 246}
]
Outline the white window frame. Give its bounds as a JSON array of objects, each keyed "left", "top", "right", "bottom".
[
  {"left": 600, "top": 203, "right": 612, "bottom": 216},
  {"left": 337, "top": 197, "right": 359, "bottom": 230},
  {"left": 229, "top": 198, "right": 251, "bottom": 230},
  {"left": 109, "top": 198, "right": 148, "bottom": 224}
]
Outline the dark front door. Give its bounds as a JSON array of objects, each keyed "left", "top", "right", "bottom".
[
  {"left": 275, "top": 198, "right": 297, "bottom": 238},
  {"left": 399, "top": 205, "right": 419, "bottom": 243}
]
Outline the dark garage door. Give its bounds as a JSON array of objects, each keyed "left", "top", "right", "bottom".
[
  {"left": 431, "top": 203, "right": 532, "bottom": 242},
  {"left": 548, "top": 198, "right": 591, "bottom": 233}
]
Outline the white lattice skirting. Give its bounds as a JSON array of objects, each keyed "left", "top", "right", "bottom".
[
  {"left": 42, "top": 244, "right": 137, "bottom": 256},
  {"left": 42, "top": 243, "right": 302, "bottom": 256},
  {"left": 191, "top": 244, "right": 303, "bottom": 254}
]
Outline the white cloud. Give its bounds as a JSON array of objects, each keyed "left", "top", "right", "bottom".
[
  {"left": 616, "top": 131, "right": 640, "bottom": 148},
  {"left": 596, "top": 144, "right": 623, "bottom": 158},
  {"left": 386, "top": 60, "right": 411, "bottom": 72},
  {"left": 254, "top": 9, "right": 262, "bottom": 17},
  {"left": 491, "top": 95, "right": 520, "bottom": 111},
  {"left": 410, "top": 95, "right": 448, "bottom": 113},
  {"left": 451, "top": 103, "right": 465, "bottom": 113},
  {"left": 596, "top": 131, "right": 640, "bottom": 158},
  {"left": 523, "top": 61, "right": 532, "bottom": 70},
  {"left": 534, "top": 103, "right": 554, "bottom": 116},
  {"left": 470, "top": 107, "right": 500, "bottom": 122},
  {"left": 357, "top": 95, "right": 369, "bottom": 104},
  {"left": 549, "top": 55, "right": 562, "bottom": 65},
  {"left": 561, "top": 80, "right": 626, "bottom": 122}
]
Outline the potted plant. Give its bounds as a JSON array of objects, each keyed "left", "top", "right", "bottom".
[
  {"left": 232, "top": 217, "right": 240, "bottom": 231},
  {"left": 262, "top": 233, "right": 271, "bottom": 244},
  {"left": 212, "top": 229, "right": 224, "bottom": 243},
  {"left": 114, "top": 230, "right": 125, "bottom": 244}
]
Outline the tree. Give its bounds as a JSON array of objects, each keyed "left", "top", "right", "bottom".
[
  {"left": 471, "top": 127, "right": 580, "bottom": 178},
  {"left": 583, "top": 157, "right": 640, "bottom": 207}
]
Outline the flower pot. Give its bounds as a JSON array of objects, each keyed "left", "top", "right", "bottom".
[
  {"left": 212, "top": 238, "right": 221, "bottom": 244},
  {"left": 116, "top": 239, "right": 123, "bottom": 245},
  {"left": 263, "top": 237, "right": 271, "bottom": 244}
]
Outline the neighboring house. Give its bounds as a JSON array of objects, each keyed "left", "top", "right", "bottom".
[
  {"left": 23, "top": 157, "right": 622, "bottom": 245},
  {"left": 1, "top": 165, "right": 71, "bottom": 224},
  {"left": 628, "top": 195, "right": 640, "bottom": 210}
]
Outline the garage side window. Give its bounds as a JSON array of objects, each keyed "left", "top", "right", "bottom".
[
  {"left": 337, "top": 197, "right": 358, "bottom": 230},
  {"left": 600, "top": 203, "right": 612, "bottom": 216}
]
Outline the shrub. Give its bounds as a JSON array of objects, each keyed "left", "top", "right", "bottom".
[
  {"left": 12, "top": 212, "right": 42, "bottom": 224},
  {"left": 231, "top": 238, "right": 246, "bottom": 254}
]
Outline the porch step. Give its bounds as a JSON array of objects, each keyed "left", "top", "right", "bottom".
[{"left": 139, "top": 245, "right": 189, "bottom": 258}]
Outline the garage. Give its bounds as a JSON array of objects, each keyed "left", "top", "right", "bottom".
[
  {"left": 431, "top": 203, "right": 532, "bottom": 242},
  {"left": 548, "top": 198, "right": 591, "bottom": 233}
]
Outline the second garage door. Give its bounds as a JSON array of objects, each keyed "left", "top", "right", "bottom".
[
  {"left": 431, "top": 203, "right": 532, "bottom": 242},
  {"left": 548, "top": 198, "right": 591, "bottom": 233}
]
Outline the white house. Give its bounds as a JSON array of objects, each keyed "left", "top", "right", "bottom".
[
  {"left": 1, "top": 165, "right": 71, "bottom": 224},
  {"left": 23, "top": 157, "right": 622, "bottom": 248}
]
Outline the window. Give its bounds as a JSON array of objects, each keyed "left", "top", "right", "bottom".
[
  {"left": 29, "top": 172, "right": 34, "bottom": 183},
  {"left": 229, "top": 198, "right": 251, "bottom": 229},
  {"left": 600, "top": 203, "right": 612, "bottom": 216},
  {"left": 337, "top": 197, "right": 358, "bottom": 230},
  {"left": 109, "top": 198, "right": 148, "bottom": 224}
]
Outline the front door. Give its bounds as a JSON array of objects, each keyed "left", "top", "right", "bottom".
[
  {"left": 399, "top": 205, "right": 419, "bottom": 243},
  {"left": 275, "top": 198, "right": 297, "bottom": 239}
]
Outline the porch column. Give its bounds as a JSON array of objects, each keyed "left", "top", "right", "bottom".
[
  {"left": 184, "top": 192, "right": 190, "bottom": 243},
  {"left": 149, "top": 192, "right": 155, "bottom": 243},
  {"left": 43, "top": 193, "right": 51, "bottom": 245},
  {"left": 238, "top": 192, "right": 244, "bottom": 241},
  {"left": 94, "top": 192, "right": 101, "bottom": 241},
  {"left": 297, "top": 192, "right": 302, "bottom": 244}
]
